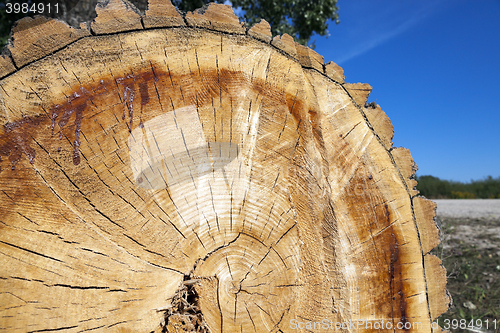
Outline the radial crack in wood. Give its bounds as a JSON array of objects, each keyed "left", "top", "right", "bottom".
[{"left": 0, "top": 2, "right": 449, "bottom": 332}]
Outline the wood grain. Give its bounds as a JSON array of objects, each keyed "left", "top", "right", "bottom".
[
  {"left": 271, "top": 34, "right": 297, "bottom": 58},
  {"left": 7, "top": 16, "right": 90, "bottom": 68},
  {"left": 144, "top": 0, "right": 185, "bottom": 28},
  {"left": 325, "top": 60, "right": 345, "bottom": 83},
  {"left": 185, "top": 3, "right": 245, "bottom": 34},
  {"left": 0, "top": 55, "right": 16, "bottom": 78},
  {"left": 363, "top": 102, "right": 394, "bottom": 149},
  {"left": 247, "top": 19, "right": 272, "bottom": 43},
  {"left": 392, "top": 147, "right": 419, "bottom": 197},
  {"left": 343, "top": 82, "right": 373, "bottom": 107},
  {"left": 91, "top": 0, "right": 143, "bottom": 34},
  {"left": 295, "top": 43, "right": 324, "bottom": 72}
]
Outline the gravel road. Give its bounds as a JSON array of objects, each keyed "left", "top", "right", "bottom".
[
  {"left": 433, "top": 199, "right": 500, "bottom": 219},
  {"left": 433, "top": 199, "right": 500, "bottom": 253}
]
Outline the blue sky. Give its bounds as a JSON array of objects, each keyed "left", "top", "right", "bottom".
[{"left": 313, "top": 0, "right": 500, "bottom": 182}]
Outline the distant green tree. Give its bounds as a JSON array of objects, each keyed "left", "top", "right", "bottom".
[
  {"left": 416, "top": 175, "right": 452, "bottom": 199},
  {"left": 1, "top": 0, "right": 339, "bottom": 49},
  {"left": 416, "top": 175, "right": 500, "bottom": 199}
]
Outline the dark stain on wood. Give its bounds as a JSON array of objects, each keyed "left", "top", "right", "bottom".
[
  {"left": 389, "top": 227, "right": 409, "bottom": 330},
  {"left": 338, "top": 167, "right": 409, "bottom": 323},
  {"left": 1, "top": 64, "right": 303, "bottom": 170},
  {"left": 116, "top": 74, "right": 136, "bottom": 131},
  {"left": 0, "top": 115, "right": 45, "bottom": 171},
  {"left": 52, "top": 88, "right": 89, "bottom": 165},
  {"left": 138, "top": 80, "right": 150, "bottom": 128},
  {"left": 384, "top": 203, "right": 390, "bottom": 222}
]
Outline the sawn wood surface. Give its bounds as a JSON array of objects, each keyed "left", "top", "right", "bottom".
[{"left": 0, "top": 1, "right": 449, "bottom": 332}]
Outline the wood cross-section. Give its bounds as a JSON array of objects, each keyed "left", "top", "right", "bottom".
[{"left": 0, "top": 1, "right": 449, "bottom": 332}]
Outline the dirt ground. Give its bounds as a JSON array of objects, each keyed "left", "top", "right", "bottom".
[
  {"left": 435, "top": 199, "right": 500, "bottom": 255},
  {"left": 432, "top": 199, "right": 500, "bottom": 333}
]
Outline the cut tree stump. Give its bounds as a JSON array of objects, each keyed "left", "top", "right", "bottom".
[{"left": 0, "top": 1, "right": 450, "bottom": 332}]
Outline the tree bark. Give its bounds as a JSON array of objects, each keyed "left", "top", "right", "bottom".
[{"left": 0, "top": 1, "right": 449, "bottom": 332}]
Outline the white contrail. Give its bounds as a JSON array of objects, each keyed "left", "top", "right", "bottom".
[{"left": 336, "top": 0, "right": 450, "bottom": 64}]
